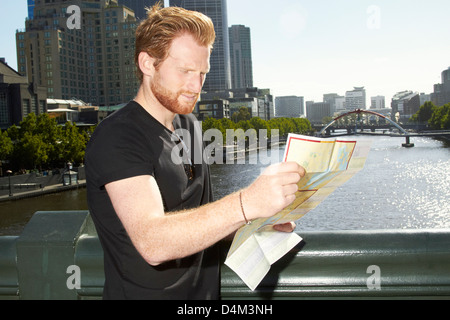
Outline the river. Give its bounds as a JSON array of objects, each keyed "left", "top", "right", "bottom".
[{"left": 0, "top": 135, "right": 449, "bottom": 236}]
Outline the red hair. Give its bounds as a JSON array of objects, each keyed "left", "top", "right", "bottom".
[{"left": 134, "top": 2, "right": 216, "bottom": 82}]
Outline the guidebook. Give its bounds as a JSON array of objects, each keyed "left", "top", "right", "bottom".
[{"left": 224, "top": 133, "right": 372, "bottom": 291}]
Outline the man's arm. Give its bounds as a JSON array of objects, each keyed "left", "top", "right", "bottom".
[{"left": 105, "top": 162, "right": 305, "bottom": 266}]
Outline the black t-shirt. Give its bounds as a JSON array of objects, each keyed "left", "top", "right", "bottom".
[{"left": 85, "top": 101, "right": 219, "bottom": 300}]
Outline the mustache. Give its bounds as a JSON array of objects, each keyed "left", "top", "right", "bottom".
[{"left": 180, "top": 92, "right": 200, "bottom": 97}]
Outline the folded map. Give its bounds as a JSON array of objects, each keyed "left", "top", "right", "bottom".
[{"left": 225, "top": 133, "right": 372, "bottom": 291}]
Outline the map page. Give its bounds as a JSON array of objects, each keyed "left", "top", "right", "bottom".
[{"left": 224, "top": 134, "right": 371, "bottom": 291}]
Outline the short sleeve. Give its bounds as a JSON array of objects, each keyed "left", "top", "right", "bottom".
[{"left": 85, "top": 119, "right": 155, "bottom": 189}]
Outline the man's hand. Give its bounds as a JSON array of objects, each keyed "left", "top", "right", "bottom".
[
  {"left": 273, "top": 221, "right": 296, "bottom": 233},
  {"left": 242, "top": 162, "right": 306, "bottom": 222}
]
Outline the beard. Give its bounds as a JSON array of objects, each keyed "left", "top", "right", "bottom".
[{"left": 151, "top": 72, "right": 199, "bottom": 115}]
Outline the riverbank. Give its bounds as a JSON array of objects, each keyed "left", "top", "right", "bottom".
[
  {"left": 0, "top": 180, "right": 86, "bottom": 203},
  {"left": 0, "top": 166, "right": 86, "bottom": 202}
]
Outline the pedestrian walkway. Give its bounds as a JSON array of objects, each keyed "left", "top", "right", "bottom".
[{"left": 0, "top": 180, "right": 86, "bottom": 203}]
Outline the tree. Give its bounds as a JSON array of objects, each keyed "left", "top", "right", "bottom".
[
  {"left": 429, "top": 103, "right": 450, "bottom": 130},
  {"left": 60, "top": 121, "right": 87, "bottom": 165},
  {"left": 322, "top": 116, "right": 334, "bottom": 125},
  {"left": 35, "top": 113, "right": 63, "bottom": 167},
  {"left": 9, "top": 113, "right": 59, "bottom": 170},
  {"left": 220, "top": 118, "right": 235, "bottom": 131},
  {"left": 231, "top": 106, "right": 251, "bottom": 123},
  {"left": 409, "top": 101, "right": 437, "bottom": 124},
  {"left": 291, "top": 118, "right": 312, "bottom": 133},
  {"left": 3, "top": 113, "right": 92, "bottom": 172},
  {"left": 202, "top": 117, "right": 225, "bottom": 144},
  {"left": 16, "top": 132, "right": 48, "bottom": 170},
  {"left": 249, "top": 117, "right": 267, "bottom": 132},
  {"left": 0, "top": 130, "right": 13, "bottom": 162},
  {"left": 201, "top": 116, "right": 312, "bottom": 143}
]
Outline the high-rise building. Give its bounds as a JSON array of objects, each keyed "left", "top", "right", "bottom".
[
  {"left": 275, "top": 96, "right": 304, "bottom": 118},
  {"left": 370, "top": 96, "right": 385, "bottom": 109},
  {"left": 323, "top": 93, "right": 343, "bottom": 115},
  {"left": 229, "top": 25, "right": 253, "bottom": 89},
  {"left": 170, "top": 0, "right": 231, "bottom": 92},
  {"left": 345, "top": 87, "right": 366, "bottom": 110},
  {"left": 391, "top": 91, "right": 420, "bottom": 122},
  {"left": 431, "top": 67, "right": 450, "bottom": 107},
  {"left": 117, "top": 0, "right": 162, "bottom": 20},
  {"left": 16, "top": 0, "right": 139, "bottom": 106},
  {"left": 28, "top": 0, "right": 35, "bottom": 19},
  {"left": 306, "top": 102, "right": 332, "bottom": 124},
  {"left": 199, "top": 87, "right": 273, "bottom": 120}
]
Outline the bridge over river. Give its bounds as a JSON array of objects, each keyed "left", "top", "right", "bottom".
[{"left": 314, "top": 109, "right": 450, "bottom": 148}]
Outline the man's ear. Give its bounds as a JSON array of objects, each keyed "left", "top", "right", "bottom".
[{"left": 138, "top": 52, "right": 156, "bottom": 78}]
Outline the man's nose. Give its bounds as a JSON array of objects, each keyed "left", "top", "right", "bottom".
[{"left": 187, "top": 73, "right": 205, "bottom": 93}]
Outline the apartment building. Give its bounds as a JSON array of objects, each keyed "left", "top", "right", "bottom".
[
  {"left": 16, "top": 0, "right": 139, "bottom": 106},
  {"left": 345, "top": 87, "right": 366, "bottom": 111}
]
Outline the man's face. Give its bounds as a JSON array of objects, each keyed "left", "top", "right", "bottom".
[{"left": 151, "top": 33, "right": 211, "bottom": 115}]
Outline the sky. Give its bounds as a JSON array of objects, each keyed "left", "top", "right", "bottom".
[{"left": 1, "top": 0, "right": 450, "bottom": 104}]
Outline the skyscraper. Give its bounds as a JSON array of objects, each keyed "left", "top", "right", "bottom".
[
  {"left": 431, "top": 67, "right": 450, "bottom": 107},
  {"left": 27, "top": 0, "right": 35, "bottom": 19},
  {"left": 229, "top": 25, "right": 253, "bottom": 89},
  {"left": 170, "top": 0, "right": 231, "bottom": 92},
  {"left": 117, "top": 0, "right": 162, "bottom": 20},
  {"left": 16, "top": 0, "right": 139, "bottom": 106}
]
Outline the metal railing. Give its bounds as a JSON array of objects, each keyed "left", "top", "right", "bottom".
[{"left": 1, "top": 211, "right": 450, "bottom": 300}]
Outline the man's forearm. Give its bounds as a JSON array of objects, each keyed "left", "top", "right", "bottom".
[
  {"left": 131, "top": 191, "right": 246, "bottom": 266},
  {"left": 107, "top": 162, "right": 304, "bottom": 267}
]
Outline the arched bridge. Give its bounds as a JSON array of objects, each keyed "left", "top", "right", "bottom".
[
  {"left": 319, "top": 109, "right": 409, "bottom": 135},
  {"left": 317, "top": 109, "right": 415, "bottom": 147}
]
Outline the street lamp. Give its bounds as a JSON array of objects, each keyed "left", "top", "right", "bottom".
[{"left": 6, "top": 170, "right": 12, "bottom": 197}]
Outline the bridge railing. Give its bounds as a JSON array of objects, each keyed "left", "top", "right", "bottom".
[{"left": 1, "top": 211, "right": 450, "bottom": 300}]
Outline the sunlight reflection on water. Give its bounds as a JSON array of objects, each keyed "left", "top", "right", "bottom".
[
  {"left": 1, "top": 136, "right": 448, "bottom": 235},
  {"left": 210, "top": 135, "right": 450, "bottom": 231},
  {"left": 294, "top": 136, "right": 450, "bottom": 231}
]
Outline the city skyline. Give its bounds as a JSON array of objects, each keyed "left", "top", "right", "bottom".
[
  {"left": 1, "top": 0, "right": 450, "bottom": 104},
  {"left": 226, "top": 0, "right": 450, "bottom": 104}
]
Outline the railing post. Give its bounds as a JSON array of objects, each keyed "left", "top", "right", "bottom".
[
  {"left": 0, "top": 236, "right": 19, "bottom": 299},
  {"left": 16, "top": 211, "right": 90, "bottom": 300}
]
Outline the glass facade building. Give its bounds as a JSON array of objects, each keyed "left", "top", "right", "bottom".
[
  {"left": 170, "top": 0, "right": 231, "bottom": 92},
  {"left": 229, "top": 25, "right": 253, "bottom": 89},
  {"left": 117, "top": 0, "right": 162, "bottom": 20}
]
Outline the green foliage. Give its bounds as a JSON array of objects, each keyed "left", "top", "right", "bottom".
[
  {"left": 1, "top": 113, "right": 94, "bottom": 172},
  {"left": 409, "top": 101, "right": 437, "bottom": 124},
  {"left": 201, "top": 116, "right": 312, "bottom": 141},
  {"left": 409, "top": 102, "right": 450, "bottom": 130},
  {"left": 231, "top": 106, "right": 252, "bottom": 123},
  {"left": 428, "top": 103, "right": 450, "bottom": 130},
  {"left": 0, "top": 130, "right": 13, "bottom": 160}
]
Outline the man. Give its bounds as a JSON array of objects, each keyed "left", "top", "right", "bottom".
[{"left": 85, "top": 4, "right": 305, "bottom": 300}]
